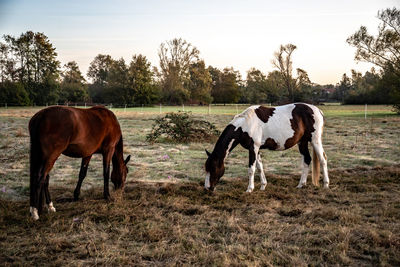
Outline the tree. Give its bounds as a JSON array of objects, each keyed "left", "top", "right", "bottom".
[
  {"left": 59, "top": 61, "right": 88, "bottom": 103},
  {"left": 335, "top": 73, "right": 352, "bottom": 103},
  {"left": 243, "top": 68, "right": 268, "bottom": 104},
  {"left": 62, "top": 61, "right": 85, "bottom": 84},
  {"left": 2, "top": 31, "right": 60, "bottom": 104},
  {"left": 271, "top": 44, "right": 311, "bottom": 102},
  {"left": 87, "top": 54, "right": 113, "bottom": 85},
  {"left": 347, "top": 8, "right": 400, "bottom": 77},
  {"left": 3, "top": 31, "right": 60, "bottom": 84},
  {"left": 128, "top": 54, "right": 159, "bottom": 105},
  {"left": 347, "top": 7, "right": 400, "bottom": 112},
  {"left": 272, "top": 44, "right": 297, "bottom": 101},
  {"left": 188, "top": 60, "right": 212, "bottom": 104},
  {"left": 158, "top": 38, "right": 200, "bottom": 104},
  {"left": 0, "top": 81, "right": 30, "bottom": 106},
  {"left": 87, "top": 54, "right": 113, "bottom": 103},
  {"left": 265, "top": 70, "right": 285, "bottom": 103},
  {"left": 209, "top": 66, "right": 241, "bottom": 104}
]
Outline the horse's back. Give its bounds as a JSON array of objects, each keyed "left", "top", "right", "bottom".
[
  {"left": 29, "top": 106, "right": 121, "bottom": 158},
  {"left": 231, "top": 103, "right": 323, "bottom": 150}
]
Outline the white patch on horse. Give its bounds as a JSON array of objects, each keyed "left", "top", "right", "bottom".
[
  {"left": 30, "top": 206, "right": 39, "bottom": 220},
  {"left": 297, "top": 159, "right": 310, "bottom": 188},
  {"left": 204, "top": 172, "right": 210, "bottom": 189},
  {"left": 231, "top": 104, "right": 296, "bottom": 150},
  {"left": 224, "top": 139, "right": 235, "bottom": 161},
  {"left": 48, "top": 201, "right": 56, "bottom": 212}
]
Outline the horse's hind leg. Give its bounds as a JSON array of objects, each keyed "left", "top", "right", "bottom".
[
  {"left": 297, "top": 140, "right": 311, "bottom": 188},
  {"left": 74, "top": 156, "right": 92, "bottom": 201},
  {"left": 44, "top": 175, "right": 56, "bottom": 212},
  {"left": 256, "top": 152, "right": 267, "bottom": 190},
  {"left": 32, "top": 156, "right": 58, "bottom": 220},
  {"left": 312, "top": 141, "right": 329, "bottom": 188}
]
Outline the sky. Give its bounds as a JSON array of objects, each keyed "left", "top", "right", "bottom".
[{"left": 0, "top": 0, "right": 399, "bottom": 85}]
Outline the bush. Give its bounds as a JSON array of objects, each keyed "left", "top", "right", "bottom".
[
  {"left": 146, "top": 112, "right": 220, "bottom": 143},
  {"left": 0, "top": 82, "right": 31, "bottom": 106}
]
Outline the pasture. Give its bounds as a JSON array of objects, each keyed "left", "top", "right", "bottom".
[{"left": 0, "top": 105, "right": 399, "bottom": 266}]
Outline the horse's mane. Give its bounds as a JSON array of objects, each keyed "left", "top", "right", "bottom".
[{"left": 231, "top": 105, "right": 259, "bottom": 123}]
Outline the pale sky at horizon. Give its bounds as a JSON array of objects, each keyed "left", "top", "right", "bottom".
[{"left": 0, "top": 0, "right": 399, "bottom": 85}]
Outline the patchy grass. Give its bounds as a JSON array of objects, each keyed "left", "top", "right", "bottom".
[
  {"left": 1, "top": 166, "right": 400, "bottom": 265},
  {"left": 0, "top": 105, "right": 399, "bottom": 265}
]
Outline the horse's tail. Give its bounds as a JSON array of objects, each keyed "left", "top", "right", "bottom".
[
  {"left": 312, "top": 148, "right": 320, "bottom": 186},
  {"left": 29, "top": 114, "right": 43, "bottom": 208}
]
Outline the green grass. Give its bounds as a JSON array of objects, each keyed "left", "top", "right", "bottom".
[{"left": 107, "top": 103, "right": 396, "bottom": 117}]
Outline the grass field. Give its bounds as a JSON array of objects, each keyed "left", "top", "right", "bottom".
[{"left": 0, "top": 104, "right": 399, "bottom": 265}]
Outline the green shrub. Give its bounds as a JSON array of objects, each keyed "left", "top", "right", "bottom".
[{"left": 146, "top": 112, "right": 220, "bottom": 143}]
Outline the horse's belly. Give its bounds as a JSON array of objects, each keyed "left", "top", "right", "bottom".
[{"left": 63, "top": 144, "right": 96, "bottom": 158}]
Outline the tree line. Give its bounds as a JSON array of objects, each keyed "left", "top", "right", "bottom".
[{"left": 0, "top": 7, "right": 399, "bottom": 112}]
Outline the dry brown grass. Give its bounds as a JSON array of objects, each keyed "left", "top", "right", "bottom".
[
  {"left": 0, "top": 106, "right": 399, "bottom": 266},
  {"left": 1, "top": 166, "right": 400, "bottom": 266}
]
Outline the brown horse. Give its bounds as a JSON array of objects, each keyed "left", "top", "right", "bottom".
[{"left": 29, "top": 106, "right": 130, "bottom": 220}]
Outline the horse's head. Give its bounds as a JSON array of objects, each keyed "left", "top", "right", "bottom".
[
  {"left": 204, "top": 149, "right": 225, "bottom": 191},
  {"left": 111, "top": 155, "right": 131, "bottom": 189}
]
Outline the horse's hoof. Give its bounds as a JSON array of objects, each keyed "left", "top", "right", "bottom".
[
  {"left": 323, "top": 183, "right": 329, "bottom": 189},
  {"left": 246, "top": 188, "right": 254, "bottom": 193},
  {"left": 260, "top": 184, "right": 266, "bottom": 191},
  {"left": 48, "top": 202, "right": 56, "bottom": 212},
  {"left": 296, "top": 184, "right": 305, "bottom": 188},
  {"left": 30, "top": 207, "right": 39, "bottom": 220}
]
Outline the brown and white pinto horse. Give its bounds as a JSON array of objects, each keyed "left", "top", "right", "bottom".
[
  {"left": 29, "top": 106, "right": 130, "bottom": 220},
  {"left": 205, "top": 103, "right": 329, "bottom": 192}
]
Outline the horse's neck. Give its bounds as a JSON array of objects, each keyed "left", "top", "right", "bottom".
[{"left": 212, "top": 125, "right": 238, "bottom": 161}]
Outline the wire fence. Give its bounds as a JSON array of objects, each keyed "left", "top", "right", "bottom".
[{"left": 0, "top": 102, "right": 276, "bottom": 115}]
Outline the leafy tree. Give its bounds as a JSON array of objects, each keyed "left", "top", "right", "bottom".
[
  {"left": 265, "top": 70, "right": 285, "bottom": 103},
  {"left": 188, "top": 60, "right": 212, "bottom": 104},
  {"left": 59, "top": 61, "right": 88, "bottom": 103},
  {"left": 128, "top": 54, "right": 159, "bottom": 105},
  {"left": 347, "top": 8, "right": 400, "bottom": 76},
  {"left": 335, "top": 73, "right": 352, "bottom": 103},
  {"left": 2, "top": 31, "right": 60, "bottom": 104},
  {"left": 158, "top": 38, "right": 200, "bottom": 104},
  {"left": 209, "top": 66, "right": 241, "bottom": 104},
  {"left": 242, "top": 68, "right": 268, "bottom": 104},
  {"left": 105, "top": 58, "right": 131, "bottom": 105},
  {"left": 347, "top": 7, "right": 400, "bottom": 112},
  {"left": 62, "top": 61, "right": 85, "bottom": 84},
  {"left": 87, "top": 54, "right": 113, "bottom": 103},
  {"left": 87, "top": 54, "right": 113, "bottom": 86},
  {"left": 3, "top": 31, "right": 60, "bottom": 84},
  {"left": 0, "top": 81, "right": 30, "bottom": 106}
]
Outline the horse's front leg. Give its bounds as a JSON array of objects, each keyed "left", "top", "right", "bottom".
[
  {"left": 256, "top": 152, "right": 267, "bottom": 190},
  {"left": 74, "top": 156, "right": 92, "bottom": 201},
  {"left": 102, "top": 149, "right": 114, "bottom": 200},
  {"left": 246, "top": 146, "right": 259, "bottom": 193}
]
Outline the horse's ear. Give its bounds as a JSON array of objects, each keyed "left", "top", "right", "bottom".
[
  {"left": 205, "top": 149, "right": 211, "bottom": 157},
  {"left": 125, "top": 155, "right": 131, "bottom": 165}
]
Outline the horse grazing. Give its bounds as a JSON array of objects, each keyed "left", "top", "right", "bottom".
[
  {"left": 29, "top": 106, "right": 131, "bottom": 220},
  {"left": 204, "top": 103, "right": 329, "bottom": 192}
]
